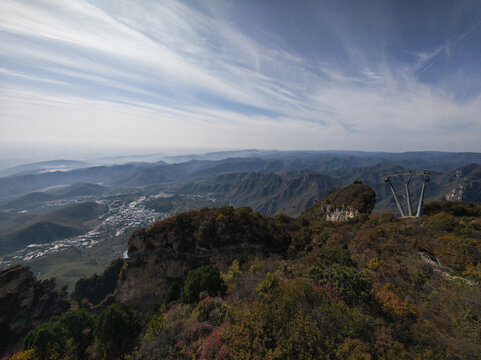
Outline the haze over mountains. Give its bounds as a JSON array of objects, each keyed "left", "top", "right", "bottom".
[
  {"left": 1, "top": 150, "right": 480, "bottom": 198},
  {"left": 1, "top": 150, "right": 481, "bottom": 217},
  {"left": 0, "top": 149, "right": 480, "bottom": 287}
]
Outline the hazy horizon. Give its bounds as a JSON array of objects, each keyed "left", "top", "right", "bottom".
[{"left": 1, "top": 145, "right": 480, "bottom": 171}]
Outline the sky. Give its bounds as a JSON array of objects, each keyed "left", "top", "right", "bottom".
[{"left": 0, "top": 0, "right": 480, "bottom": 158}]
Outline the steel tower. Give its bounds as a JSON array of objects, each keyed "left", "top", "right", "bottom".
[{"left": 384, "top": 170, "right": 431, "bottom": 217}]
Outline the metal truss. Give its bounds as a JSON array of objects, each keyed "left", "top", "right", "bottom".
[{"left": 384, "top": 170, "right": 431, "bottom": 217}]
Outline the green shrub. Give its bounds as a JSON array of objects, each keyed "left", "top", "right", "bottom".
[
  {"left": 256, "top": 272, "right": 281, "bottom": 295},
  {"left": 144, "top": 305, "right": 165, "bottom": 340},
  {"left": 288, "top": 227, "right": 312, "bottom": 256},
  {"left": 428, "top": 212, "right": 459, "bottom": 232},
  {"left": 60, "top": 309, "right": 95, "bottom": 357},
  {"left": 309, "top": 264, "right": 371, "bottom": 306},
  {"left": 94, "top": 302, "right": 141, "bottom": 359},
  {"left": 225, "top": 278, "right": 372, "bottom": 359},
  {"left": 163, "top": 281, "right": 181, "bottom": 305},
  {"left": 197, "top": 220, "right": 217, "bottom": 247},
  {"left": 181, "top": 265, "right": 227, "bottom": 304},
  {"left": 193, "top": 297, "right": 227, "bottom": 325},
  {"left": 423, "top": 201, "right": 481, "bottom": 217},
  {"left": 23, "top": 321, "right": 65, "bottom": 360}
]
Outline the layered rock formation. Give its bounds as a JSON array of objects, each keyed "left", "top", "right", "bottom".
[
  {"left": 302, "top": 182, "right": 376, "bottom": 221},
  {"left": 0, "top": 265, "right": 70, "bottom": 354}
]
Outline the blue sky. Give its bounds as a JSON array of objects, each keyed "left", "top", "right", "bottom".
[{"left": 0, "top": 0, "right": 480, "bottom": 154}]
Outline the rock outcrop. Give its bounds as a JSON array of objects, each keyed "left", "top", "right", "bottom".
[
  {"left": 444, "top": 163, "right": 481, "bottom": 202},
  {"left": 73, "top": 186, "right": 377, "bottom": 311},
  {"left": 83, "top": 207, "right": 292, "bottom": 311},
  {"left": 302, "top": 182, "right": 376, "bottom": 221},
  {"left": 73, "top": 258, "right": 125, "bottom": 305},
  {"left": 0, "top": 265, "right": 70, "bottom": 355},
  {"left": 446, "top": 184, "right": 464, "bottom": 201},
  {"left": 74, "top": 183, "right": 376, "bottom": 312}
]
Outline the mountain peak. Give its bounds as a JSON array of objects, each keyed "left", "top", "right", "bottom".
[{"left": 302, "top": 182, "right": 376, "bottom": 221}]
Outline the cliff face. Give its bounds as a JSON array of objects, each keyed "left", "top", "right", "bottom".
[
  {"left": 0, "top": 265, "right": 70, "bottom": 354},
  {"left": 444, "top": 163, "right": 481, "bottom": 202},
  {"left": 75, "top": 207, "right": 292, "bottom": 311},
  {"left": 73, "top": 258, "right": 125, "bottom": 305},
  {"left": 73, "top": 187, "right": 376, "bottom": 310},
  {"left": 115, "top": 252, "right": 193, "bottom": 311},
  {"left": 446, "top": 184, "right": 464, "bottom": 201},
  {"left": 302, "top": 182, "right": 376, "bottom": 221},
  {"left": 446, "top": 182, "right": 481, "bottom": 202},
  {"left": 323, "top": 206, "right": 362, "bottom": 221}
]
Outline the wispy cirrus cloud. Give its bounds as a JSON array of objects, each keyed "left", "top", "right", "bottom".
[{"left": 0, "top": 0, "right": 480, "bottom": 152}]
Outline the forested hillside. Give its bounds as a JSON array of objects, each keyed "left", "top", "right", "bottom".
[
  {"left": 0, "top": 202, "right": 107, "bottom": 254},
  {"left": 2, "top": 186, "right": 481, "bottom": 360}
]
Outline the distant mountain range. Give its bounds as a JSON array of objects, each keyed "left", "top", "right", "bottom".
[
  {"left": 1, "top": 151, "right": 480, "bottom": 200},
  {"left": 0, "top": 183, "right": 109, "bottom": 212},
  {"left": 181, "top": 171, "right": 338, "bottom": 216},
  {"left": 1, "top": 160, "right": 478, "bottom": 255},
  {"left": 179, "top": 163, "right": 480, "bottom": 215},
  {"left": 0, "top": 160, "right": 90, "bottom": 177}
]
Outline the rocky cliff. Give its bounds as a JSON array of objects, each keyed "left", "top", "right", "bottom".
[
  {"left": 0, "top": 265, "right": 70, "bottom": 354},
  {"left": 73, "top": 258, "right": 125, "bottom": 305},
  {"left": 302, "top": 182, "right": 376, "bottom": 221},
  {"left": 73, "top": 186, "right": 377, "bottom": 310},
  {"left": 73, "top": 207, "right": 292, "bottom": 311},
  {"left": 443, "top": 163, "right": 481, "bottom": 202}
]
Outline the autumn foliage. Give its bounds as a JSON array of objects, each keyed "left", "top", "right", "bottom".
[{"left": 10, "top": 201, "right": 481, "bottom": 360}]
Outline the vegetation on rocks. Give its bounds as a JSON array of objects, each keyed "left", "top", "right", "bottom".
[
  {"left": 181, "top": 265, "right": 227, "bottom": 304},
  {"left": 302, "top": 182, "right": 376, "bottom": 221},
  {"left": 3, "top": 197, "right": 481, "bottom": 360},
  {"left": 128, "top": 205, "right": 293, "bottom": 255}
]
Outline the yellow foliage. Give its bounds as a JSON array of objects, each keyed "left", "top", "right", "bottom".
[
  {"left": 375, "top": 284, "right": 417, "bottom": 318},
  {"left": 222, "top": 260, "right": 242, "bottom": 290},
  {"left": 7, "top": 349, "right": 37, "bottom": 360},
  {"left": 145, "top": 308, "right": 165, "bottom": 340},
  {"left": 367, "top": 257, "right": 381, "bottom": 270},
  {"left": 353, "top": 229, "right": 379, "bottom": 248},
  {"left": 247, "top": 258, "right": 264, "bottom": 273},
  {"left": 463, "top": 263, "right": 481, "bottom": 281},
  {"left": 336, "top": 338, "right": 372, "bottom": 360},
  {"left": 276, "top": 312, "right": 324, "bottom": 359},
  {"left": 46, "top": 348, "right": 62, "bottom": 360}
]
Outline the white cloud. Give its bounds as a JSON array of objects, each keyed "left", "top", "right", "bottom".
[{"left": 0, "top": 0, "right": 480, "bottom": 152}]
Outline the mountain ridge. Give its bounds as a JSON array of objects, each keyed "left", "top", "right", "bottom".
[{"left": 1, "top": 151, "right": 480, "bottom": 199}]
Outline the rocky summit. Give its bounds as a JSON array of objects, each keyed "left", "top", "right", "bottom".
[
  {"left": 71, "top": 184, "right": 375, "bottom": 311},
  {"left": 73, "top": 206, "right": 292, "bottom": 311},
  {"left": 302, "top": 181, "right": 376, "bottom": 221}
]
